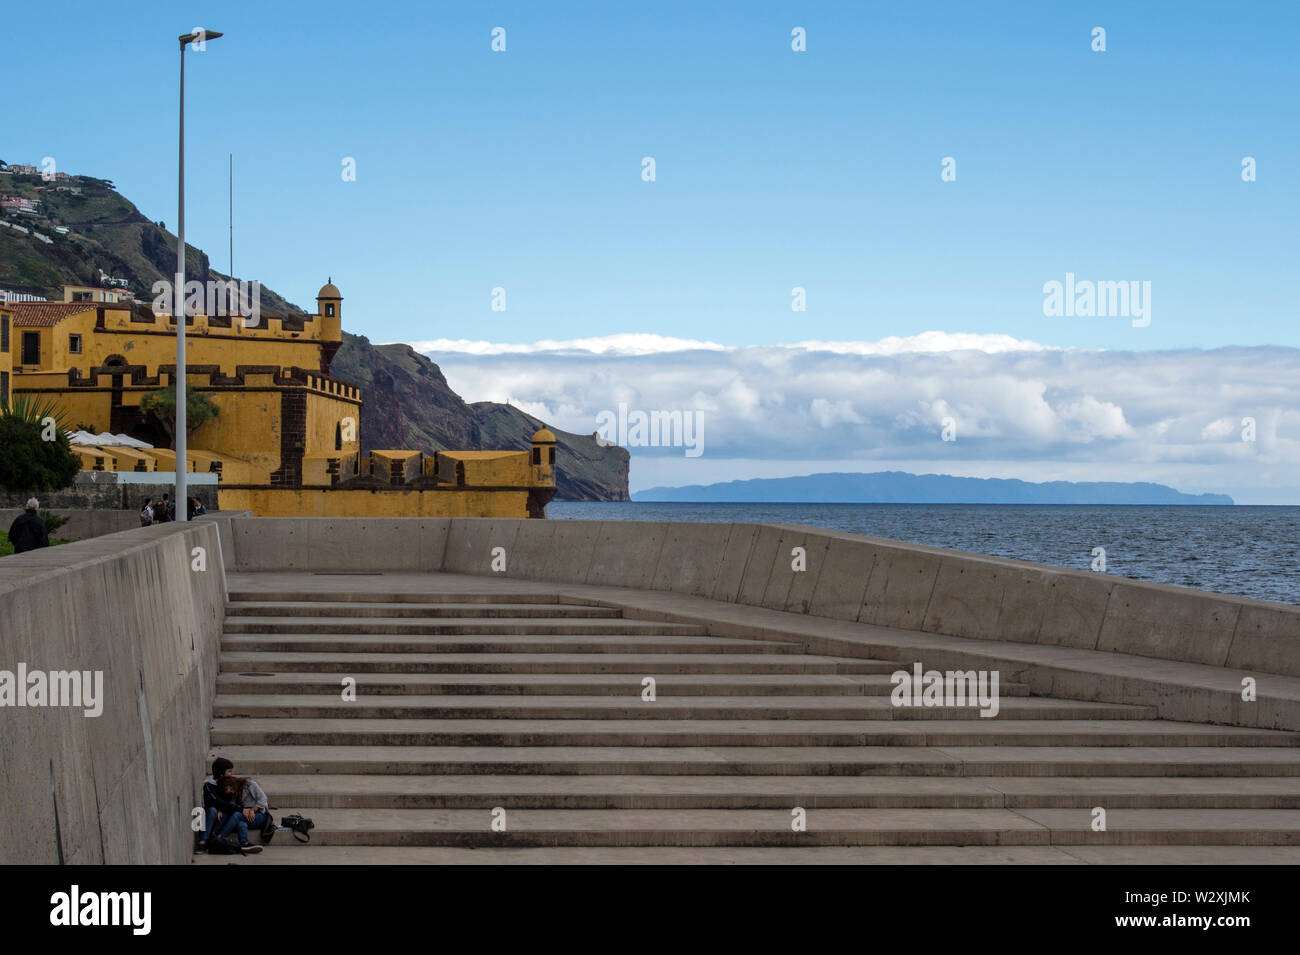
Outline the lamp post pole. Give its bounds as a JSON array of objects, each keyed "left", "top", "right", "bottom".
[{"left": 175, "top": 28, "right": 222, "bottom": 522}]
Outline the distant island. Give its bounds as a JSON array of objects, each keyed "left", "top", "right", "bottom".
[{"left": 633, "top": 471, "right": 1234, "bottom": 505}]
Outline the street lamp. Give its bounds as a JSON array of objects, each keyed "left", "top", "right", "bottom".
[{"left": 175, "top": 27, "right": 223, "bottom": 522}]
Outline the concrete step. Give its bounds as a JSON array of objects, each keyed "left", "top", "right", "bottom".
[
  {"left": 209, "top": 718, "right": 1300, "bottom": 749},
  {"left": 222, "top": 616, "right": 709, "bottom": 636},
  {"left": 192, "top": 806, "right": 1300, "bottom": 847},
  {"left": 193, "top": 844, "right": 1300, "bottom": 865},
  {"left": 228, "top": 590, "right": 569, "bottom": 605},
  {"left": 217, "top": 651, "right": 903, "bottom": 675},
  {"left": 215, "top": 670, "right": 993, "bottom": 697},
  {"left": 217, "top": 744, "right": 1300, "bottom": 776},
  {"left": 248, "top": 773, "right": 1300, "bottom": 810},
  {"left": 211, "top": 693, "right": 1150, "bottom": 722},
  {"left": 225, "top": 601, "right": 624, "bottom": 619},
  {"left": 220, "top": 634, "right": 807, "bottom": 655}
]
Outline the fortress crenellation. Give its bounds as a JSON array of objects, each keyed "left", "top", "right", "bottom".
[{"left": 0, "top": 281, "right": 556, "bottom": 517}]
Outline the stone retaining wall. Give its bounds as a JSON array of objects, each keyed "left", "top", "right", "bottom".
[
  {"left": 0, "top": 516, "right": 231, "bottom": 864},
  {"left": 226, "top": 517, "right": 1299, "bottom": 678},
  {"left": 0, "top": 508, "right": 140, "bottom": 542},
  {"left": 0, "top": 473, "right": 219, "bottom": 512}
]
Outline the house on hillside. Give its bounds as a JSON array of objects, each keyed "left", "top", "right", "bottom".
[
  {"left": 1, "top": 196, "right": 40, "bottom": 216},
  {"left": 0, "top": 284, "right": 49, "bottom": 304},
  {"left": 64, "top": 286, "right": 132, "bottom": 304},
  {"left": 95, "top": 270, "right": 131, "bottom": 289}
]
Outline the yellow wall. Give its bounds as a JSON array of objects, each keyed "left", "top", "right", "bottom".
[
  {"left": 305, "top": 385, "right": 362, "bottom": 459},
  {"left": 21, "top": 364, "right": 362, "bottom": 487},
  {"left": 10, "top": 311, "right": 97, "bottom": 374},
  {"left": 98, "top": 308, "right": 335, "bottom": 380},
  {"left": 192, "top": 389, "right": 282, "bottom": 483},
  {"left": 15, "top": 388, "right": 111, "bottom": 431},
  {"left": 437, "top": 450, "right": 536, "bottom": 487},
  {"left": 220, "top": 486, "right": 533, "bottom": 518},
  {"left": 12, "top": 301, "right": 340, "bottom": 384}
]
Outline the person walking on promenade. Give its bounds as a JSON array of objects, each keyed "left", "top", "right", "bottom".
[{"left": 8, "top": 498, "right": 49, "bottom": 553}]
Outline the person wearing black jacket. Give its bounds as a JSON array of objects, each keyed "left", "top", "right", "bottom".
[
  {"left": 7, "top": 498, "right": 49, "bottom": 554},
  {"left": 199, "top": 757, "right": 243, "bottom": 850}
]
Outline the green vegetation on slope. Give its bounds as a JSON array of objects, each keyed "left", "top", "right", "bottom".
[{"left": 0, "top": 170, "right": 297, "bottom": 314}]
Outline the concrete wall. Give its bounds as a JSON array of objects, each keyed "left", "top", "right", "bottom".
[
  {"left": 225, "top": 517, "right": 1300, "bottom": 678},
  {"left": 0, "top": 472, "right": 219, "bottom": 512},
  {"left": 0, "top": 507, "right": 140, "bottom": 542},
  {"left": 0, "top": 516, "right": 231, "bottom": 864}
]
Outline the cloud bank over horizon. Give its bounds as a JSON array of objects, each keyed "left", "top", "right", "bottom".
[{"left": 407, "top": 333, "right": 1300, "bottom": 504}]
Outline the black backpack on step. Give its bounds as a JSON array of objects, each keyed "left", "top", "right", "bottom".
[{"left": 206, "top": 833, "right": 243, "bottom": 855}]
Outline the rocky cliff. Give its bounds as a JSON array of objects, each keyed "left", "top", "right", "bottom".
[{"left": 330, "top": 334, "right": 629, "bottom": 501}]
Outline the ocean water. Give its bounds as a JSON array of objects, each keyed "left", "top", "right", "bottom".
[{"left": 549, "top": 502, "right": 1300, "bottom": 605}]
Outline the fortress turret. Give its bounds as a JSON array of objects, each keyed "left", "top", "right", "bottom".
[{"left": 316, "top": 278, "right": 343, "bottom": 374}]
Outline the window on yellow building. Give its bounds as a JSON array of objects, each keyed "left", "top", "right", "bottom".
[
  {"left": 21, "top": 331, "right": 39, "bottom": 365},
  {"left": 69, "top": 333, "right": 82, "bottom": 354},
  {"left": 1, "top": 314, "right": 8, "bottom": 353},
  {"left": 1, "top": 371, "right": 8, "bottom": 408}
]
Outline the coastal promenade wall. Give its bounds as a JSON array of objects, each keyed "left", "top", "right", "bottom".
[
  {"left": 0, "top": 507, "right": 140, "bottom": 542},
  {"left": 227, "top": 517, "right": 1299, "bottom": 678},
  {"left": 0, "top": 516, "right": 234, "bottom": 864}
]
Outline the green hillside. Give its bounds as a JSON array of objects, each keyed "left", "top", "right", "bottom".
[{"left": 0, "top": 169, "right": 298, "bottom": 312}]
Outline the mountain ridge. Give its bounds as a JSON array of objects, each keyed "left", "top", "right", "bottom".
[{"left": 634, "top": 470, "right": 1233, "bottom": 505}]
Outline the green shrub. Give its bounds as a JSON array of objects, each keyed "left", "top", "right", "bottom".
[
  {"left": 39, "top": 510, "right": 71, "bottom": 534},
  {"left": 0, "top": 396, "right": 81, "bottom": 493}
]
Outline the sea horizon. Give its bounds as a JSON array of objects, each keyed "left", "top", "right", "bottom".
[{"left": 551, "top": 501, "right": 1300, "bottom": 605}]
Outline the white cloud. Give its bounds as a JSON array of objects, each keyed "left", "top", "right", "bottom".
[
  {"left": 408, "top": 330, "right": 1050, "bottom": 358},
  {"left": 790, "top": 332, "right": 1056, "bottom": 355},
  {"left": 413, "top": 333, "right": 1300, "bottom": 503},
  {"left": 809, "top": 398, "right": 864, "bottom": 427},
  {"left": 1200, "top": 417, "right": 1236, "bottom": 440},
  {"left": 1058, "top": 395, "right": 1137, "bottom": 440},
  {"left": 408, "top": 333, "right": 728, "bottom": 356}
]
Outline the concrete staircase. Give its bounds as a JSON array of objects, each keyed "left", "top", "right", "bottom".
[{"left": 206, "top": 586, "right": 1300, "bottom": 863}]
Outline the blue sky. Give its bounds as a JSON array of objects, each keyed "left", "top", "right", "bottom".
[
  {"left": 5, "top": 1, "right": 1299, "bottom": 501},
  {"left": 5, "top": 0, "right": 1296, "bottom": 350}
]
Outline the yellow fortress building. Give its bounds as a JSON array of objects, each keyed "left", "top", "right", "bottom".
[{"left": 1, "top": 282, "right": 557, "bottom": 518}]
